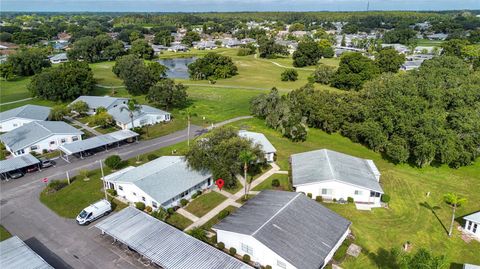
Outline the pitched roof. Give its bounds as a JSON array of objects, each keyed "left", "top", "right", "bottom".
[
  {"left": 0, "top": 121, "right": 83, "bottom": 152},
  {"left": 105, "top": 156, "right": 211, "bottom": 205},
  {"left": 238, "top": 130, "right": 276, "bottom": 153},
  {"left": 464, "top": 212, "right": 480, "bottom": 223},
  {"left": 71, "top": 96, "right": 128, "bottom": 110},
  {"left": 49, "top": 53, "right": 67, "bottom": 61},
  {"left": 0, "top": 154, "right": 40, "bottom": 174},
  {"left": 96, "top": 207, "right": 252, "bottom": 269},
  {"left": 107, "top": 105, "right": 170, "bottom": 124},
  {"left": 58, "top": 129, "right": 138, "bottom": 155},
  {"left": 291, "top": 149, "right": 383, "bottom": 193},
  {"left": 213, "top": 191, "right": 351, "bottom": 269},
  {"left": 0, "top": 105, "right": 51, "bottom": 122},
  {"left": 0, "top": 236, "right": 53, "bottom": 269}
]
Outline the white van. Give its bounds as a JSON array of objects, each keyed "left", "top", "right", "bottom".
[{"left": 76, "top": 199, "right": 112, "bottom": 225}]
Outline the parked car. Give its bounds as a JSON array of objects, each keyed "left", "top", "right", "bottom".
[
  {"left": 8, "top": 171, "right": 24, "bottom": 179},
  {"left": 26, "top": 166, "right": 39, "bottom": 173},
  {"left": 76, "top": 199, "right": 112, "bottom": 225},
  {"left": 40, "top": 158, "right": 53, "bottom": 168}
]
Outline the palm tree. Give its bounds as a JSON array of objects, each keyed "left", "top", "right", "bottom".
[
  {"left": 120, "top": 99, "right": 142, "bottom": 129},
  {"left": 443, "top": 193, "right": 467, "bottom": 237},
  {"left": 239, "top": 150, "right": 256, "bottom": 200}
]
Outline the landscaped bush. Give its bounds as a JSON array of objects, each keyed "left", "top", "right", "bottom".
[
  {"left": 145, "top": 206, "right": 152, "bottom": 213},
  {"left": 106, "top": 189, "right": 117, "bottom": 197},
  {"left": 315, "top": 196, "right": 323, "bottom": 202},
  {"left": 281, "top": 69, "right": 298, "bottom": 81},
  {"left": 243, "top": 254, "right": 251, "bottom": 263},
  {"left": 151, "top": 208, "right": 169, "bottom": 221},
  {"left": 217, "top": 242, "right": 225, "bottom": 249},
  {"left": 265, "top": 266, "right": 272, "bottom": 269},
  {"left": 180, "top": 199, "right": 188, "bottom": 206},
  {"left": 191, "top": 190, "right": 202, "bottom": 199},
  {"left": 271, "top": 179, "right": 280, "bottom": 187},
  {"left": 333, "top": 198, "right": 337, "bottom": 203},
  {"left": 307, "top": 193, "right": 312, "bottom": 198},
  {"left": 46, "top": 180, "right": 68, "bottom": 192},
  {"left": 381, "top": 194, "right": 391, "bottom": 203},
  {"left": 218, "top": 209, "right": 230, "bottom": 219},
  {"left": 188, "top": 227, "right": 207, "bottom": 241},
  {"left": 135, "top": 202, "right": 146, "bottom": 211},
  {"left": 347, "top": 197, "right": 354, "bottom": 203},
  {"left": 147, "top": 154, "right": 158, "bottom": 161},
  {"left": 229, "top": 247, "right": 237, "bottom": 255},
  {"left": 167, "top": 207, "right": 175, "bottom": 214}
]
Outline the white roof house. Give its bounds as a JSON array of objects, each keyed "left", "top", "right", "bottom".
[
  {"left": 291, "top": 149, "right": 383, "bottom": 205},
  {"left": 96, "top": 207, "right": 253, "bottom": 269},
  {"left": 70, "top": 96, "right": 129, "bottom": 114},
  {"left": 0, "top": 236, "right": 53, "bottom": 269},
  {"left": 49, "top": 52, "right": 68, "bottom": 64},
  {"left": 0, "top": 121, "right": 83, "bottom": 156},
  {"left": 463, "top": 212, "right": 480, "bottom": 239},
  {"left": 107, "top": 105, "right": 171, "bottom": 130},
  {"left": 238, "top": 130, "right": 276, "bottom": 162},
  {"left": 214, "top": 191, "right": 351, "bottom": 269},
  {"left": 0, "top": 104, "right": 51, "bottom": 132},
  {"left": 103, "top": 156, "right": 212, "bottom": 208}
]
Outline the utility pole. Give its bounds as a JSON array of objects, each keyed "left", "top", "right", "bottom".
[
  {"left": 99, "top": 159, "right": 107, "bottom": 200},
  {"left": 66, "top": 171, "right": 70, "bottom": 185}
]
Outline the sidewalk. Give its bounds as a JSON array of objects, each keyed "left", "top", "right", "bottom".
[
  {"left": 176, "top": 208, "right": 200, "bottom": 222},
  {"left": 64, "top": 115, "right": 103, "bottom": 136}
]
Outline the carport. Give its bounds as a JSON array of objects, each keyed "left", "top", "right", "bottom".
[
  {"left": 0, "top": 154, "right": 40, "bottom": 180},
  {"left": 58, "top": 130, "right": 138, "bottom": 163}
]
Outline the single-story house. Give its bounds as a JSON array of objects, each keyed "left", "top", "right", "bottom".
[
  {"left": 401, "top": 60, "right": 425, "bottom": 71},
  {"left": 0, "top": 236, "right": 53, "bottom": 269},
  {"left": 168, "top": 44, "right": 188, "bottom": 52},
  {"left": 70, "top": 96, "right": 129, "bottom": 115},
  {"left": 290, "top": 149, "right": 384, "bottom": 205},
  {"left": 381, "top": 43, "right": 409, "bottom": 54},
  {"left": 463, "top": 212, "right": 480, "bottom": 239},
  {"left": 0, "top": 105, "right": 51, "bottom": 132},
  {"left": 238, "top": 130, "right": 276, "bottom": 162},
  {"left": 194, "top": 41, "right": 217, "bottom": 50},
  {"left": 0, "top": 121, "right": 83, "bottom": 156},
  {"left": 102, "top": 156, "right": 213, "bottom": 209},
  {"left": 151, "top": 44, "right": 169, "bottom": 55},
  {"left": 107, "top": 105, "right": 171, "bottom": 130},
  {"left": 222, "top": 38, "right": 242, "bottom": 48},
  {"left": 49, "top": 53, "right": 68, "bottom": 64},
  {"left": 214, "top": 191, "right": 351, "bottom": 269}
]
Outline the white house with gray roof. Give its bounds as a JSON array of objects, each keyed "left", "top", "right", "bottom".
[
  {"left": 290, "top": 149, "right": 384, "bottom": 205},
  {"left": 239, "top": 130, "right": 276, "bottom": 162},
  {"left": 107, "top": 104, "right": 171, "bottom": 130},
  {"left": 463, "top": 212, "right": 480, "bottom": 239},
  {"left": 214, "top": 191, "right": 351, "bottom": 269},
  {"left": 102, "top": 156, "right": 212, "bottom": 209},
  {"left": 70, "top": 96, "right": 129, "bottom": 115},
  {"left": 0, "top": 121, "right": 83, "bottom": 156},
  {"left": 0, "top": 105, "right": 51, "bottom": 132}
]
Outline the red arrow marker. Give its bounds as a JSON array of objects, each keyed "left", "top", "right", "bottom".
[{"left": 215, "top": 178, "right": 225, "bottom": 191}]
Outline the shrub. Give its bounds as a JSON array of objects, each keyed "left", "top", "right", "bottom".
[
  {"left": 271, "top": 179, "right": 280, "bottom": 187},
  {"left": 167, "top": 207, "right": 175, "bottom": 214},
  {"left": 315, "top": 196, "right": 323, "bottom": 202},
  {"left": 217, "top": 242, "right": 225, "bottom": 249},
  {"left": 281, "top": 69, "right": 298, "bottom": 81},
  {"left": 135, "top": 202, "right": 146, "bottom": 211},
  {"left": 152, "top": 208, "right": 169, "bottom": 221},
  {"left": 105, "top": 155, "right": 122, "bottom": 169},
  {"left": 265, "top": 266, "right": 272, "bottom": 269},
  {"left": 191, "top": 193, "right": 199, "bottom": 199},
  {"left": 333, "top": 198, "right": 337, "bottom": 203},
  {"left": 243, "top": 254, "right": 251, "bottom": 263},
  {"left": 106, "top": 189, "right": 117, "bottom": 196},
  {"left": 196, "top": 190, "right": 202, "bottom": 196},
  {"left": 42, "top": 149, "right": 48, "bottom": 154},
  {"left": 218, "top": 209, "right": 230, "bottom": 220},
  {"left": 307, "top": 193, "right": 312, "bottom": 198},
  {"left": 229, "top": 247, "right": 237, "bottom": 255},
  {"left": 145, "top": 206, "right": 152, "bottom": 213},
  {"left": 347, "top": 197, "right": 354, "bottom": 203},
  {"left": 188, "top": 227, "right": 207, "bottom": 241},
  {"left": 381, "top": 194, "right": 391, "bottom": 203},
  {"left": 147, "top": 154, "right": 158, "bottom": 161},
  {"left": 46, "top": 180, "right": 68, "bottom": 192},
  {"left": 311, "top": 64, "right": 336, "bottom": 84},
  {"left": 180, "top": 199, "right": 188, "bottom": 206}
]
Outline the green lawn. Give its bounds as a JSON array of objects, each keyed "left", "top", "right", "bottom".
[
  {"left": 0, "top": 225, "right": 12, "bottom": 241},
  {"left": 200, "top": 205, "right": 238, "bottom": 231},
  {"left": 185, "top": 191, "right": 227, "bottom": 217},
  {"left": 228, "top": 118, "right": 480, "bottom": 268},
  {"left": 166, "top": 212, "right": 193, "bottom": 230},
  {"left": 90, "top": 61, "right": 123, "bottom": 87},
  {"left": 252, "top": 173, "right": 291, "bottom": 191},
  {"left": 0, "top": 77, "right": 31, "bottom": 103},
  {"left": 416, "top": 39, "right": 444, "bottom": 47},
  {"left": 224, "top": 178, "right": 243, "bottom": 194}
]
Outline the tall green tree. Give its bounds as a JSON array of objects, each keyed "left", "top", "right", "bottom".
[
  {"left": 120, "top": 99, "right": 142, "bottom": 129},
  {"left": 258, "top": 37, "right": 288, "bottom": 59},
  {"left": 146, "top": 79, "right": 188, "bottom": 110},
  {"left": 188, "top": 52, "right": 238, "bottom": 80},
  {"left": 154, "top": 30, "right": 174, "bottom": 46},
  {"left": 375, "top": 48, "right": 406, "bottom": 73},
  {"left": 292, "top": 39, "right": 322, "bottom": 67},
  {"left": 113, "top": 55, "right": 166, "bottom": 95},
  {"left": 331, "top": 52, "right": 380, "bottom": 90},
  {"left": 182, "top": 31, "right": 201, "bottom": 47},
  {"left": 130, "top": 39, "right": 154, "bottom": 60},
  {"left": 7, "top": 48, "right": 51, "bottom": 76},
  {"left": 443, "top": 193, "right": 467, "bottom": 237}
]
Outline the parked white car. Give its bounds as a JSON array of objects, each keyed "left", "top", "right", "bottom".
[{"left": 76, "top": 199, "right": 112, "bottom": 225}]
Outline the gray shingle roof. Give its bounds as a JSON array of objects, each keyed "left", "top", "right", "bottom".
[
  {"left": 0, "top": 105, "right": 51, "bottom": 122},
  {"left": 95, "top": 207, "right": 252, "bottom": 269},
  {"left": 0, "top": 236, "right": 53, "bottom": 269},
  {"left": 105, "top": 156, "right": 211, "bottom": 205},
  {"left": 71, "top": 96, "right": 128, "bottom": 110},
  {"left": 0, "top": 121, "right": 83, "bottom": 152},
  {"left": 0, "top": 154, "right": 40, "bottom": 174},
  {"left": 291, "top": 149, "right": 383, "bottom": 193},
  {"left": 464, "top": 212, "right": 480, "bottom": 223},
  {"left": 107, "top": 105, "right": 170, "bottom": 124},
  {"left": 214, "top": 191, "right": 351, "bottom": 269},
  {"left": 239, "top": 130, "right": 276, "bottom": 153}
]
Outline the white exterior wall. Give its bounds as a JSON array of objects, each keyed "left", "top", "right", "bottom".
[
  {"left": 464, "top": 220, "right": 480, "bottom": 238},
  {"left": 294, "top": 180, "right": 381, "bottom": 205},
  {"left": 0, "top": 118, "right": 39, "bottom": 132},
  {"left": 265, "top": 152, "right": 275, "bottom": 163},
  {"left": 8, "top": 134, "right": 82, "bottom": 156},
  {"left": 215, "top": 230, "right": 296, "bottom": 269},
  {"left": 118, "top": 114, "right": 171, "bottom": 130}
]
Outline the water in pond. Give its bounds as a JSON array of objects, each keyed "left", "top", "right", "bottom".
[{"left": 157, "top": 57, "right": 197, "bottom": 79}]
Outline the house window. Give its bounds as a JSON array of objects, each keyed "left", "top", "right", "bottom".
[
  {"left": 241, "top": 243, "right": 253, "bottom": 255},
  {"left": 132, "top": 192, "right": 136, "bottom": 196},
  {"left": 142, "top": 197, "right": 146, "bottom": 202},
  {"left": 370, "top": 191, "right": 381, "bottom": 197},
  {"left": 72, "top": 136, "right": 79, "bottom": 141},
  {"left": 277, "top": 260, "right": 287, "bottom": 269},
  {"left": 467, "top": 221, "right": 472, "bottom": 230},
  {"left": 13, "top": 123, "right": 18, "bottom": 127},
  {"left": 30, "top": 145, "right": 38, "bottom": 151},
  {"left": 474, "top": 224, "right": 478, "bottom": 233},
  {"left": 152, "top": 201, "right": 158, "bottom": 208},
  {"left": 354, "top": 190, "right": 362, "bottom": 195},
  {"left": 16, "top": 149, "right": 25, "bottom": 155},
  {"left": 50, "top": 141, "right": 56, "bottom": 145},
  {"left": 119, "top": 186, "right": 123, "bottom": 191},
  {"left": 61, "top": 138, "right": 66, "bottom": 143},
  {"left": 321, "top": 188, "right": 333, "bottom": 195}
]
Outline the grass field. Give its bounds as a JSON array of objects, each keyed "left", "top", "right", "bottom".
[
  {"left": 0, "top": 225, "right": 12, "bottom": 241},
  {"left": 185, "top": 191, "right": 228, "bottom": 217},
  {"left": 416, "top": 39, "right": 444, "bottom": 47},
  {"left": 200, "top": 205, "right": 238, "bottom": 231},
  {"left": 252, "top": 173, "right": 291, "bottom": 191},
  {"left": 0, "top": 77, "right": 31, "bottom": 103},
  {"left": 166, "top": 212, "right": 193, "bottom": 230},
  {"left": 229, "top": 118, "right": 480, "bottom": 268}
]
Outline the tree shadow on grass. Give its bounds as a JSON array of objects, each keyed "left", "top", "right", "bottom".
[
  {"left": 367, "top": 248, "right": 400, "bottom": 269},
  {"left": 419, "top": 201, "right": 449, "bottom": 235}
]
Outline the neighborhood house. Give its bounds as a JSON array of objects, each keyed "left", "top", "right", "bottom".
[
  {"left": 70, "top": 96, "right": 129, "bottom": 115},
  {"left": 102, "top": 156, "right": 213, "bottom": 209},
  {"left": 0, "top": 121, "right": 83, "bottom": 156},
  {"left": 107, "top": 105, "right": 171, "bottom": 130},
  {"left": 463, "top": 212, "right": 480, "bottom": 239},
  {"left": 214, "top": 191, "right": 351, "bottom": 269},
  {"left": 290, "top": 149, "right": 384, "bottom": 205},
  {"left": 0, "top": 104, "right": 51, "bottom": 132},
  {"left": 238, "top": 130, "right": 276, "bottom": 162}
]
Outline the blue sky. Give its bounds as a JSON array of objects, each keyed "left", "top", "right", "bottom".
[{"left": 2, "top": 0, "right": 479, "bottom": 12}]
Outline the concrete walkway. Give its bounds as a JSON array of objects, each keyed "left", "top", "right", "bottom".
[
  {"left": 184, "top": 162, "right": 280, "bottom": 231},
  {"left": 0, "top": 97, "right": 34, "bottom": 105},
  {"left": 64, "top": 116, "right": 103, "bottom": 136},
  {"left": 176, "top": 208, "right": 200, "bottom": 222}
]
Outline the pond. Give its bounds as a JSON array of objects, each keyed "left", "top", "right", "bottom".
[{"left": 157, "top": 57, "right": 197, "bottom": 79}]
